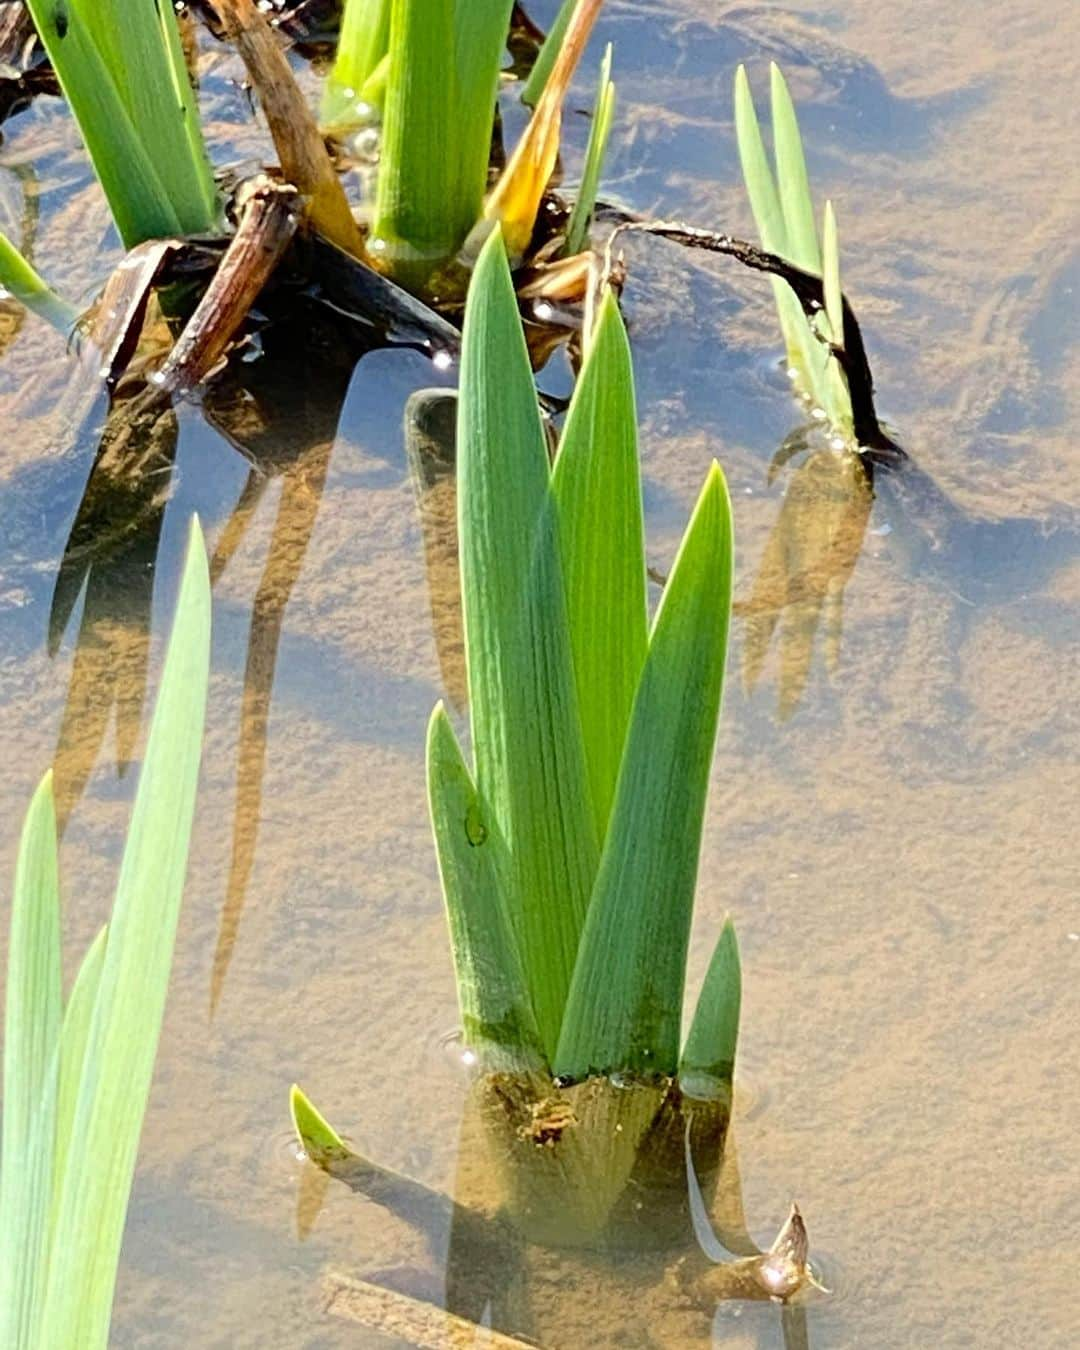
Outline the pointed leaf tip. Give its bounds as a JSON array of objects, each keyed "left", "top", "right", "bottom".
[{"left": 290, "top": 1084, "right": 348, "bottom": 1162}]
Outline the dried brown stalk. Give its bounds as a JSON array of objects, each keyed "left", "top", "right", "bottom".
[
  {"left": 209, "top": 0, "right": 367, "bottom": 260},
  {"left": 151, "top": 175, "right": 300, "bottom": 397}
]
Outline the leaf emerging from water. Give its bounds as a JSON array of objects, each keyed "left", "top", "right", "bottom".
[
  {"left": 0, "top": 774, "right": 62, "bottom": 1349},
  {"left": 427, "top": 704, "right": 544, "bottom": 1072},
  {"left": 551, "top": 289, "right": 647, "bottom": 844},
  {"left": 457, "top": 229, "right": 597, "bottom": 1059},
  {"left": 733, "top": 64, "right": 826, "bottom": 409},
  {"left": 23, "top": 0, "right": 217, "bottom": 246},
  {"left": 555, "top": 465, "right": 734, "bottom": 1079},
  {"left": 680, "top": 917, "right": 741, "bottom": 1091},
  {"left": 39, "top": 519, "right": 210, "bottom": 1350},
  {"left": 564, "top": 43, "right": 616, "bottom": 256}
]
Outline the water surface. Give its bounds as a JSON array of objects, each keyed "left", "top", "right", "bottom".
[{"left": 1, "top": 1, "right": 1078, "bottom": 1345}]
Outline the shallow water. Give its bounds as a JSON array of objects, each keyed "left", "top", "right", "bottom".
[{"left": 1, "top": 1, "right": 1079, "bottom": 1346}]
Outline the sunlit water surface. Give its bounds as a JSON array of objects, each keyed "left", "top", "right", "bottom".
[{"left": 1, "top": 1, "right": 1078, "bottom": 1346}]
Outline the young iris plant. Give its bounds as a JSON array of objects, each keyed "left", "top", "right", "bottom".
[
  {"left": 0, "top": 520, "right": 210, "bottom": 1350},
  {"left": 293, "top": 229, "right": 741, "bottom": 1247},
  {"left": 323, "top": 0, "right": 606, "bottom": 291},
  {"left": 734, "top": 64, "right": 854, "bottom": 441},
  {"left": 23, "top": 0, "right": 219, "bottom": 247}
]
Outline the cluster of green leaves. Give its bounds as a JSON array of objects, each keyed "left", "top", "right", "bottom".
[
  {"left": 427, "top": 228, "right": 740, "bottom": 1085},
  {"left": 326, "top": 0, "right": 613, "bottom": 287},
  {"left": 326, "top": 0, "right": 515, "bottom": 276},
  {"left": 0, "top": 521, "right": 210, "bottom": 1350},
  {"left": 734, "top": 64, "right": 854, "bottom": 440},
  {"left": 24, "top": 0, "right": 219, "bottom": 248}
]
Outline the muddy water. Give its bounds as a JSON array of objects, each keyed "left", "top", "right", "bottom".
[{"left": 1, "top": 1, "right": 1079, "bottom": 1346}]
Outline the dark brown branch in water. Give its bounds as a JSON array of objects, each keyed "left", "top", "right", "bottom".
[
  {"left": 151, "top": 176, "right": 300, "bottom": 399},
  {"left": 603, "top": 218, "right": 906, "bottom": 460}
]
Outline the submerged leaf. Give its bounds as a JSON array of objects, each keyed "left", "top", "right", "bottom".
[
  {"left": 555, "top": 465, "right": 734, "bottom": 1080},
  {"left": 0, "top": 774, "right": 62, "bottom": 1349},
  {"left": 551, "top": 290, "right": 647, "bottom": 843},
  {"left": 458, "top": 230, "right": 597, "bottom": 1058}
]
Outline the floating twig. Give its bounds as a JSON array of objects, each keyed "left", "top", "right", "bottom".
[{"left": 600, "top": 218, "right": 905, "bottom": 458}]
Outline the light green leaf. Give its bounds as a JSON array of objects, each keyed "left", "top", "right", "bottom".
[
  {"left": 822, "top": 200, "right": 843, "bottom": 345},
  {"left": 290, "top": 1084, "right": 351, "bottom": 1166},
  {"left": 564, "top": 43, "right": 615, "bottom": 256},
  {"left": 51, "top": 925, "right": 108, "bottom": 1235},
  {"left": 770, "top": 63, "right": 820, "bottom": 274},
  {"left": 555, "top": 464, "right": 733, "bottom": 1080},
  {"left": 680, "top": 917, "right": 741, "bottom": 1091},
  {"left": 733, "top": 64, "right": 786, "bottom": 256},
  {"left": 821, "top": 200, "right": 854, "bottom": 436},
  {"left": 373, "top": 0, "right": 458, "bottom": 277},
  {"left": 0, "top": 773, "right": 62, "bottom": 1350},
  {"left": 0, "top": 231, "right": 76, "bottom": 334},
  {"left": 39, "top": 518, "right": 211, "bottom": 1350},
  {"left": 458, "top": 229, "right": 598, "bottom": 1058},
  {"left": 733, "top": 64, "right": 826, "bottom": 409},
  {"left": 453, "top": 0, "right": 515, "bottom": 239},
  {"left": 427, "top": 704, "right": 544, "bottom": 1072},
  {"left": 323, "top": 0, "right": 392, "bottom": 127},
  {"left": 551, "top": 289, "right": 646, "bottom": 844},
  {"left": 521, "top": 0, "right": 576, "bottom": 106}
]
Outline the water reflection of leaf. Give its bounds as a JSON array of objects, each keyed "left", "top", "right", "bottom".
[
  {"left": 737, "top": 443, "right": 872, "bottom": 720},
  {"left": 201, "top": 323, "right": 359, "bottom": 1012},
  {"left": 49, "top": 399, "right": 179, "bottom": 830},
  {"left": 207, "top": 441, "right": 331, "bottom": 1013},
  {"left": 405, "top": 389, "right": 468, "bottom": 712}
]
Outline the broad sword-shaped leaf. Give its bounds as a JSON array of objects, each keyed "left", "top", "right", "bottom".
[
  {"left": 458, "top": 229, "right": 597, "bottom": 1058},
  {"left": 551, "top": 289, "right": 647, "bottom": 844},
  {"left": 555, "top": 464, "right": 733, "bottom": 1079}
]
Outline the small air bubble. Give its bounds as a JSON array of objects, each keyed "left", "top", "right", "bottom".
[
  {"left": 534, "top": 301, "right": 554, "bottom": 321},
  {"left": 149, "top": 370, "right": 166, "bottom": 386},
  {"left": 810, "top": 407, "right": 827, "bottom": 421},
  {"left": 432, "top": 349, "right": 452, "bottom": 371}
]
